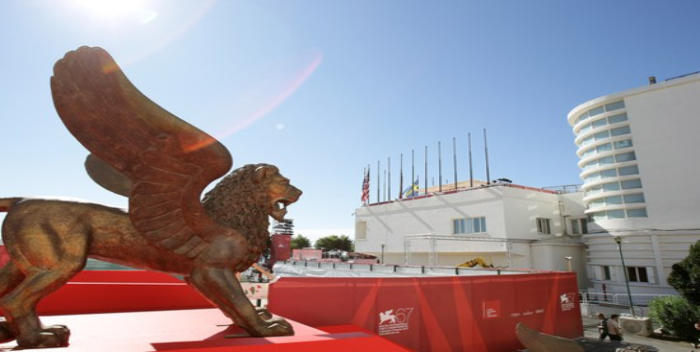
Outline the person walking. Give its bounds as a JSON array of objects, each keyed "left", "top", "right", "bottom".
[
  {"left": 607, "top": 314, "right": 623, "bottom": 342},
  {"left": 597, "top": 313, "right": 609, "bottom": 341}
]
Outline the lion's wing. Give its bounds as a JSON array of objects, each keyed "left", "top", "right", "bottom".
[{"left": 51, "top": 46, "right": 237, "bottom": 258}]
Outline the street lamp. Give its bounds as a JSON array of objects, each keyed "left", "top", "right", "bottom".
[{"left": 614, "top": 236, "right": 636, "bottom": 317}]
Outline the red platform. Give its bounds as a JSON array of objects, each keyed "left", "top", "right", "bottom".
[
  {"left": 0, "top": 269, "right": 581, "bottom": 351},
  {"left": 0, "top": 309, "right": 409, "bottom": 352},
  {"left": 0, "top": 270, "right": 408, "bottom": 351}
]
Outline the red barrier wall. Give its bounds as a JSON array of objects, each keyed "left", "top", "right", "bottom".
[
  {"left": 0, "top": 270, "right": 213, "bottom": 316},
  {"left": 268, "top": 273, "right": 582, "bottom": 352}
]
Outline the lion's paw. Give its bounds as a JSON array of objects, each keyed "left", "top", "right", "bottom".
[
  {"left": 255, "top": 307, "right": 273, "bottom": 320},
  {"left": 17, "top": 325, "right": 70, "bottom": 349},
  {"left": 43, "top": 324, "right": 70, "bottom": 344},
  {"left": 0, "top": 321, "right": 15, "bottom": 343},
  {"left": 257, "top": 316, "right": 294, "bottom": 337}
]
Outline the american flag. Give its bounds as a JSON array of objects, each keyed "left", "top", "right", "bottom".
[{"left": 361, "top": 167, "right": 370, "bottom": 204}]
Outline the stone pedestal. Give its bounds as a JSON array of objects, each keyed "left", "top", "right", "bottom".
[{"left": 620, "top": 316, "right": 653, "bottom": 337}]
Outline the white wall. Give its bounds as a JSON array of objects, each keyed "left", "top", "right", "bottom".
[
  {"left": 530, "top": 241, "right": 587, "bottom": 289},
  {"left": 569, "top": 74, "right": 700, "bottom": 297},
  {"left": 624, "top": 78, "right": 700, "bottom": 229},
  {"left": 355, "top": 185, "right": 588, "bottom": 270}
]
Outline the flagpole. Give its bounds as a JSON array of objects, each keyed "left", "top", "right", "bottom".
[
  {"left": 388, "top": 157, "right": 391, "bottom": 201},
  {"left": 367, "top": 164, "right": 371, "bottom": 204},
  {"left": 399, "top": 154, "right": 404, "bottom": 199},
  {"left": 484, "top": 128, "right": 491, "bottom": 184},
  {"left": 361, "top": 166, "right": 365, "bottom": 204},
  {"left": 383, "top": 169, "right": 387, "bottom": 202},
  {"left": 453, "top": 137, "right": 458, "bottom": 190},
  {"left": 424, "top": 145, "right": 428, "bottom": 195},
  {"left": 377, "top": 160, "right": 380, "bottom": 203},
  {"left": 469, "top": 133, "right": 474, "bottom": 188},
  {"left": 438, "top": 141, "right": 443, "bottom": 192},
  {"left": 411, "top": 150, "right": 415, "bottom": 196}
]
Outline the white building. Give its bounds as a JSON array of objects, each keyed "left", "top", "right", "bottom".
[
  {"left": 354, "top": 72, "right": 700, "bottom": 301},
  {"left": 354, "top": 183, "right": 590, "bottom": 289},
  {"left": 568, "top": 73, "right": 700, "bottom": 299}
]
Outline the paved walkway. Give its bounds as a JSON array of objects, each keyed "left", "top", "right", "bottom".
[{"left": 582, "top": 316, "right": 697, "bottom": 352}]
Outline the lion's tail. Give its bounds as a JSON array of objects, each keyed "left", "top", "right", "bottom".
[{"left": 0, "top": 198, "right": 22, "bottom": 212}]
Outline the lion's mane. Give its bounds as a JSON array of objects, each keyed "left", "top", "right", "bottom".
[{"left": 201, "top": 164, "right": 274, "bottom": 266}]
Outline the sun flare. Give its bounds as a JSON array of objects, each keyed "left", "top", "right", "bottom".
[{"left": 74, "top": 0, "right": 158, "bottom": 23}]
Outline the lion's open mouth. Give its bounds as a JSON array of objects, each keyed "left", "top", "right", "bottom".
[{"left": 271, "top": 198, "right": 293, "bottom": 221}]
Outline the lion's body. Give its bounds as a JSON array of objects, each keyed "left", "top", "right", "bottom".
[
  {"left": 0, "top": 164, "right": 301, "bottom": 348},
  {"left": 2, "top": 199, "right": 194, "bottom": 275}
]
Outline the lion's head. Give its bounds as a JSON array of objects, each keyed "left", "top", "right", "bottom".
[
  {"left": 201, "top": 164, "right": 302, "bottom": 229},
  {"left": 253, "top": 165, "right": 303, "bottom": 222}
]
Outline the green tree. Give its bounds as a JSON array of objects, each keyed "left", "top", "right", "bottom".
[
  {"left": 649, "top": 296, "right": 700, "bottom": 342},
  {"left": 668, "top": 241, "right": 700, "bottom": 305},
  {"left": 290, "top": 235, "right": 311, "bottom": 249},
  {"left": 651, "top": 240, "right": 700, "bottom": 342},
  {"left": 314, "top": 235, "right": 354, "bottom": 252}
]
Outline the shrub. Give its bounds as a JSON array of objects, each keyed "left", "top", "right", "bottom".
[
  {"left": 668, "top": 241, "right": 700, "bottom": 306},
  {"left": 649, "top": 295, "right": 700, "bottom": 342}
]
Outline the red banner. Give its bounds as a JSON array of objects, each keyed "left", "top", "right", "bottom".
[{"left": 268, "top": 273, "right": 582, "bottom": 351}]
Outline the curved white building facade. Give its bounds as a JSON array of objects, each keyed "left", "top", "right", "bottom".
[{"left": 568, "top": 73, "right": 700, "bottom": 300}]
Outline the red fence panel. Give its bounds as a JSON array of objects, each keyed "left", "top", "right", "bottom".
[
  {"left": 268, "top": 273, "right": 582, "bottom": 352},
  {"left": 0, "top": 270, "right": 213, "bottom": 316}
]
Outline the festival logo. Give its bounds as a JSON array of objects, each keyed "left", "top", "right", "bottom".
[
  {"left": 482, "top": 300, "right": 500, "bottom": 319},
  {"left": 378, "top": 308, "right": 414, "bottom": 336},
  {"left": 560, "top": 292, "right": 576, "bottom": 312}
]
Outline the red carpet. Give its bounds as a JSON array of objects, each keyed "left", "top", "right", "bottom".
[{"left": 0, "top": 309, "right": 408, "bottom": 352}]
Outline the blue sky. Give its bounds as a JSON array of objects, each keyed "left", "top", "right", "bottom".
[{"left": 2, "top": 1, "right": 700, "bottom": 242}]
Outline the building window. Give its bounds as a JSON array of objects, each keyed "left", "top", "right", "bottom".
[
  {"left": 585, "top": 179, "right": 643, "bottom": 197},
  {"left": 614, "top": 139, "right": 633, "bottom": 149},
  {"left": 626, "top": 208, "right": 648, "bottom": 218},
  {"left": 621, "top": 179, "right": 642, "bottom": 189},
  {"left": 602, "top": 182, "right": 620, "bottom": 191},
  {"left": 596, "top": 143, "right": 613, "bottom": 153},
  {"left": 607, "top": 112, "right": 628, "bottom": 124},
  {"left": 618, "top": 165, "right": 639, "bottom": 176},
  {"left": 605, "top": 101, "right": 625, "bottom": 112},
  {"left": 588, "top": 207, "right": 648, "bottom": 221},
  {"left": 627, "top": 267, "right": 649, "bottom": 283},
  {"left": 610, "top": 125, "right": 631, "bottom": 136},
  {"left": 601, "top": 168, "right": 617, "bottom": 178},
  {"left": 453, "top": 217, "right": 486, "bottom": 234},
  {"left": 606, "top": 196, "right": 623, "bottom": 205},
  {"left": 589, "top": 198, "right": 605, "bottom": 209},
  {"left": 589, "top": 106, "right": 605, "bottom": 117},
  {"left": 536, "top": 218, "right": 551, "bottom": 235},
  {"left": 603, "top": 266, "right": 611, "bottom": 280},
  {"left": 570, "top": 218, "right": 588, "bottom": 234},
  {"left": 575, "top": 100, "right": 625, "bottom": 125},
  {"left": 592, "top": 120, "right": 608, "bottom": 130},
  {"left": 615, "top": 152, "right": 636, "bottom": 163},
  {"left": 623, "top": 193, "right": 645, "bottom": 204}
]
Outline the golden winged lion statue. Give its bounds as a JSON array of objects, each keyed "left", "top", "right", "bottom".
[{"left": 0, "top": 46, "right": 302, "bottom": 349}]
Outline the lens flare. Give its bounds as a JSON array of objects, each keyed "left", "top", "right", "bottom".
[
  {"left": 74, "top": 0, "right": 158, "bottom": 23},
  {"left": 219, "top": 49, "right": 324, "bottom": 137},
  {"left": 183, "top": 49, "right": 323, "bottom": 153}
]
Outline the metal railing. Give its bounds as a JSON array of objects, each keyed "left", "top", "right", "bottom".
[
  {"left": 541, "top": 184, "right": 583, "bottom": 194},
  {"left": 579, "top": 291, "right": 671, "bottom": 319},
  {"left": 579, "top": 291, "right": 669, "bottom": 306}
]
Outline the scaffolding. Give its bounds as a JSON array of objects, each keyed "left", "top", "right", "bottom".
[{"left": 402, "top": 234, "right": 533, "bottom": 267}]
